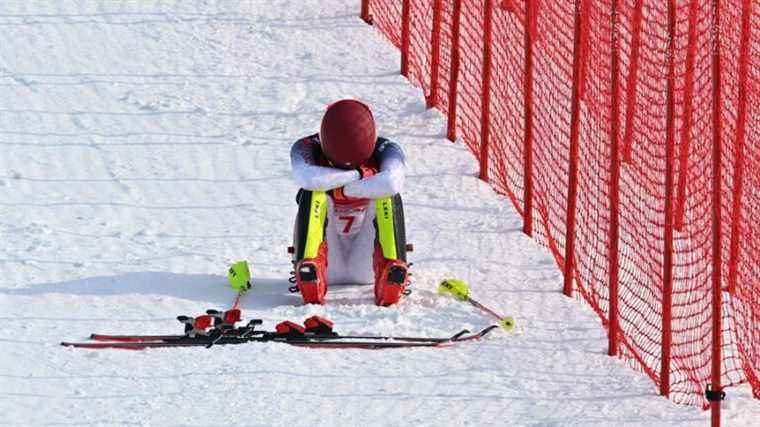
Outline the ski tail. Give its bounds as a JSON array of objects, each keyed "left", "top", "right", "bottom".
[
  {"left": 89, "top": 334, "right": 183, "bottom": 342},
  {"left": 62, "top": 341, "right": 155, "bottom": 350}
]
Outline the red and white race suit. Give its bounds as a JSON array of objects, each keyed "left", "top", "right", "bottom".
[{"left": 290, "top": 134, "right": 405, "bottom": 285}]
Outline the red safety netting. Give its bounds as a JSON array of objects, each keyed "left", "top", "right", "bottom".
[
  {"left": 486, "top": 3, "right": 526, "bottom": 210},
  {"left": 722, "top": 0, "right": 760, "bottom": 399},
  {"left": 364, "top": 0, "right": 759, "bottom": 409},
  {"left": 405, "top": 1, "right": 433, "bottom": 92},
  {"left": 369, "top": 0, "right": 402, "bottom": 48}
]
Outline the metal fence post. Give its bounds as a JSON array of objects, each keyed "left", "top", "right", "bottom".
[
  {"left": 426, "top": 0, "right": 443, "bottom": 108},
  {"left": 607, "top": 0, "right": 622, "bottom": 357},
  {"left": 479, "top": 0, "right": 495, "bottom": 182},
  {"left": 400, "top": 0, "right": 411, "bottom": 76},
  {"left": 446, "top": 0, "right": 463, "bottom": 141},
  {"left": 562, "top": 0, "right": 587, "bottom": 297},
  {"left": 659, "top": 0, "right": 677, "bottom": 397}
]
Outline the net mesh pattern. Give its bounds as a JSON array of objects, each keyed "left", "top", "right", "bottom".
[{"left": 366, "top": 0, "right": 759, "bottom": 406}]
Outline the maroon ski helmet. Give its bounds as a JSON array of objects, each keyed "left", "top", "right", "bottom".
[{"left": 319, "top": 99, "right": 376, "bottom": 168}]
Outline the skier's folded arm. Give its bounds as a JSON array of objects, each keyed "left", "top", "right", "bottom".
[
  {"left": 343, "top": 141, "right": 405, "bottom": 199},
  {"left": 291, "top": 139, "right": 360, "bottom": 191}
]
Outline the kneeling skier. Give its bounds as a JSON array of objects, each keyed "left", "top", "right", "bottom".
[{"left": 290, "top": 99, "right": 409, "bottom": 306}]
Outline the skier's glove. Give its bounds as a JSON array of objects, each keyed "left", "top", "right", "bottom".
[
  {"left": 330, "top": 187, "right": 348, "bottom": 201},
  {"left": 356, "top": 165, "right": 378, "bottom": 179}
]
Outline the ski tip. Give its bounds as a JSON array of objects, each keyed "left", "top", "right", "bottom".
[
  {"left": 482, "top": 325, "right": 500, "bottom": 335},
  {"left": 499, "top": 316, "right": 515, "bottom": 332},
  {"left": 450, "top": 329, "right": 471, "bottom": 340}
]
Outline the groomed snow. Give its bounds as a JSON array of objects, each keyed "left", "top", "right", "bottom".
[{"left": 0, "top": 1, "right": 756, "bottom": 425}]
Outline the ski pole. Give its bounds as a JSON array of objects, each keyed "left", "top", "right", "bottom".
[{"left": 438, "top": 279, "right": 515, "bottom": 331}]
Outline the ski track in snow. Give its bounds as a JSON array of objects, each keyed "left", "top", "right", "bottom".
[{"left": 0, "top": 1, "right": 756, "bottom": 426}]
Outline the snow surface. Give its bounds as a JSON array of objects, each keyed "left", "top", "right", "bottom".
[{"left": 0, "top": 1, "right": 757, "bottom": 426}]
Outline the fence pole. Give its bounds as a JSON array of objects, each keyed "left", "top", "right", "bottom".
[
  {"left": 621, "top": 0, "right": 643, "bottom": 163},
  {"left": 522, "top": 0, "right": 535, "bottom": 236},
  {"left": 709, "top": 0, "right": 724, "bottom": 425},
  {"left": 479, "top": 0, "right": 495, "bottom": 182},
  {"left": 447, "top": 0, "right": 464, "bottom": 142},
  {"left": 426, "top": 0, "right": 443, "bottom": 108},
  {"left": 674, "top": 0, "right": 700, "bottom": 231},
  {"left": 400, "top": 0, "right": 411, "bottom": 77},
  {"left": 728, "top": 0, "right": 751, "bottom": 295},
  {"left": 659, "top": 0, "right": 677, "bottom": 397},
  {"left": 562, "top": 0, "right": 586, "bottom": 297},
  {"left": 360, "top": 0, "right": 371, "bottom": 24},
  {"left": 607, "top": 0, "right": 622, "bottom": 357}
]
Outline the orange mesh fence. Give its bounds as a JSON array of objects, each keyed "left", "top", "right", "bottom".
[
  {"left": 364, "top": 0, "right": 759, "bottom": 410},
  {"left": 367, "top": 0, "right": 402, "bottom": 48},
  {"left": 486, "top": 3, "right": 526, "bottom": 208},
  {"left": 722, "top": 0, "right": 760, "bottom": 399},
  {"left": 405, "top": 1, "right": 433, "bottom": 92}
]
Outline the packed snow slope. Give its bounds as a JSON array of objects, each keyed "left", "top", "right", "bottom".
[{"left": 0, "top": 1, "right": 757, "bottom": 426}]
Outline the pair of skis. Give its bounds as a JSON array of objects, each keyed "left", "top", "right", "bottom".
[
  {"left": 60, "top": 274, "right": 513, "bottom": 351},
  {"left": 61, "top": 311, "right": 498, "bottom": 350}
]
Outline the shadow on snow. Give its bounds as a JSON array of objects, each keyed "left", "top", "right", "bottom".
[{"left": 3, "top": 272, "right": 299, "bottom": 310}]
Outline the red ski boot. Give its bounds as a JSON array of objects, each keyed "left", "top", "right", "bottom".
[
  {"left": 295, "top": 242, "right": 329, "bottom": 304},
  {"left": 373, "top": 244, "right": 410, "bottom": 306}
]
